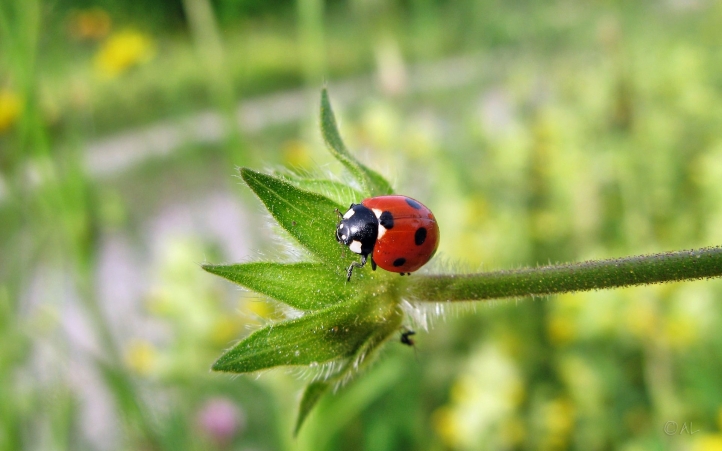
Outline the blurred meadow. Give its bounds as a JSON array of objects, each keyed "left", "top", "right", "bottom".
[{"left": 2, "top": 0, "right": 722, "bottom": 449}]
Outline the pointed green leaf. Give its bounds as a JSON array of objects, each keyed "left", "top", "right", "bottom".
[
  {"left": 294, "top": 381, "right": 331, "bottom": 436},
  {"left": 320, "top": 89, "right": 394, "bottom": 197},
  {"left": 202, "top": 262, "right": 354, "bottom": 310},
  {"left": 240, "top": 168, "right": 354, "bottom": 273},
  {"left": 211, "top": 297, "right": 381, "bottom": 373},
  {"left": 362, "top": 168, "right": 394, "bottom": 197},
  {"left": 282, "top": 177, "right": 364, "bottom": 207},
  {"left": 292, "top": 310, "right": 405, "bottom": 436}
]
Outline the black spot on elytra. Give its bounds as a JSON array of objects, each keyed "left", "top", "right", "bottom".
[
  {"left": 379, "top": 211, "right": 394, "bottom": 229},
  {"left": 405, "top": 198, "right": 421, "bottom": 209},
  {"left": 393, "top": 257, "right": 406, "bottom": 267},
  {"left": 414, "top": 227, "right": 427, "bottom": 245}
]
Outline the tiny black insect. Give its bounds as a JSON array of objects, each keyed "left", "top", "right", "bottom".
[{"left": 400, "top": 329, "right": 416, "bottom": 347}]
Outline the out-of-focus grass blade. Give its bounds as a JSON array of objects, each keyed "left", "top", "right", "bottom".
[
  {"left": 296, "top": 357, "right": 407, "bottom": 445},
  {"left": 211, "top": 298, "right": 378, "bottom": 373},
  {"left": 320, "top": 89, "right": 394, "bottom": 197},
  {"left": 294, "top": 381, "right": 330, "bottom": 436},
  {"left": 240, "top": 168, "right": 354, "bottom": 274},
  {"left": 202, "top": 262, "right": 354, "bottom": 310}
]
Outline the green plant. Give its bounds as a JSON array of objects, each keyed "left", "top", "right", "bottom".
[{"left": 203, "top": 88, "right": 722, "bottom": 435}]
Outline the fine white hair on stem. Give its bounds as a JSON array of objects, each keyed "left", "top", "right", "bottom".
[{"left": 290, "top": 358, "right": 347, "bottom": 383}]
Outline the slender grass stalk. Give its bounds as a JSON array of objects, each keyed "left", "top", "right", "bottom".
[
  {"left": 180, "top": 0, "right": 247, "bottom": 166},
  {"left": 1, "top": 1, "right": 161, "bottom": 447},
  {"left": 407, "top": 246, "right": 722, "bottom": 302},
  {"left": 297, "top": 0, "right": 326, "bottom": 85}
]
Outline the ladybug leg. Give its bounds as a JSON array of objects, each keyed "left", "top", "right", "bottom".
[
  {"left": 346, "top": 254, "right": 368, "bottom": 281},
  {"left": 371, "top": 257, "right": 377, "bottom": 271},
  {"left": 334, "top": 208, "right": 343, "bottom": 220}
]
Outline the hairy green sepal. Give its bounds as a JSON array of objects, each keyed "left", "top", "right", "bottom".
[
  {"left": 211, "top": 295, "right": 399, "bottom": 374},
  {"left": 202, "top": 262, "right": 353, "bottom": 310}
]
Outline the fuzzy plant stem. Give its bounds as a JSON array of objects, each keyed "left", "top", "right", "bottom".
[{"left": 408, "top": 246, "right": 722, "bottom": 302}]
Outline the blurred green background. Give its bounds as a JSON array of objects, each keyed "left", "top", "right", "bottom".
[{"left": 2, "top": 0, "right": 722, "bottom": 449}]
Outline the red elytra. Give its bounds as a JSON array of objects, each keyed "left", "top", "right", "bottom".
[
  {"left": 362, "top": 196, "right": 439, "bottom": 273},
  {"left": 335, "top": 195, "right": 440, "bottom": 280}
]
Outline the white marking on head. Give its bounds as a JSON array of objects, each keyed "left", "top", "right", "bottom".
[
  {"left": 338, "top": 224, "right": 343, "bottom": 229},
  {"left": 377, "top": 225, "right": 387, "bottom": 240},
  {"left": 349, "top": 240, "right": 363, "bottom": 254},
  {"left": 343, "top": 209, "right": 355, "bottom": 219},
  {"left": 341, "top": 234, "right": 347, "bottom": 240},
  {"left": 372, "top": 208, "right": 382, "bottom": 219}
]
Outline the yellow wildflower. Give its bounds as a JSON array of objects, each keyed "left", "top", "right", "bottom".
[
  {"left": 432, "top": 406, "right": 461, "bottom": 448},
  {"left": 500, "top": 417, "right": 526, "bottom": 447},
  {"left": 245, "top": 299, "right": 275, "bottom": 322},
  {"left": 281, "top": 140, "right": 312, "bottom": 169},
  {"left": 0, "top": 89, "right": 22, "bottom": 134},
  {"left": 694, "top": 434, "right": 722, "bottom": 451},
  {"left": 547, "top": 315, "right": 576, "bottom": 346},
  {"left": 146, "top": 286, "right": 173, "bottom": 316},
  {"left": 67, "top": 8, "right": 111, "bottom": 40},
  {"left": 541, "top": 398, "right": 575, "bottom": 450},
  {"left": 664, "top": 315, "right": 698, "bottom": 350},
  {"left": 209, "top": 317, "right": 243, "bottom": 346},
  {"left": 125, "top": 339, "right": 158, "bottom": 376},
  {"left": 434, "top": 344, "right": 524, "bottom": 449},
  {"left": 95, "top": 30, "right": 155, "bottom": 78},
  {"left": 625, "top": 301, "right": 658, "bottom": 341}
]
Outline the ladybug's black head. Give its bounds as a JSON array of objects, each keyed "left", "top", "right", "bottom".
[{"left": 336, "top": 203, "right": 378, "bottom": 256}]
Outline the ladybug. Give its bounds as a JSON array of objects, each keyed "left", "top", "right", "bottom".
[{"left": 336, "top": 195, "right": 440, "bottom": 281}]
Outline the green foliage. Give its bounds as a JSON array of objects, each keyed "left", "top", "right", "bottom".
[
  {"left": 5, "top": 1, "right": 722, "bottom": 447},
  {"left": 408, "top": 247, "right": 722, "bottom": 302},
  {"left": 294, "top": 382, "right": 330, "bottom": 436},
  {"left": 205, "top": 90, "right": 405, "bottom": 433},
  {"left": 202, "top": 262, "right": 352, "bottom": 310},
  {"left": 239, "top": 168, "right": 351, "bottom": 271},
  {"left": 319, "top": 89, "right": 394, "bottom": 197},
  {"left": 205, "top": 89, "right": 722, "bottom": 436},
  {"left": 277, "top": 175, "right": 364, "bottom": 208},
  {"left": 210, "top": 295, "right": 397, "bottom": 374}
]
